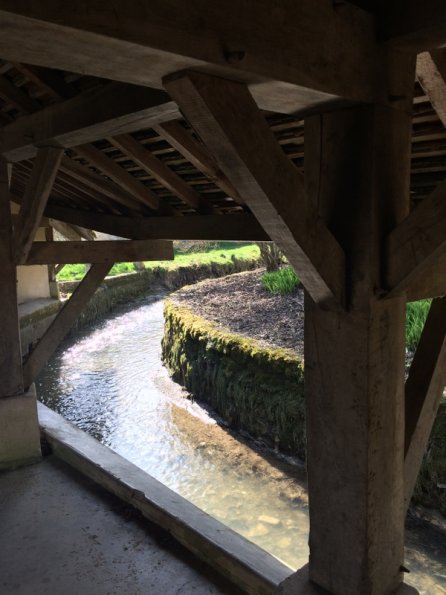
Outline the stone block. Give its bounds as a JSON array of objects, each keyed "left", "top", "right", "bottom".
[{"left": 0, "top": 384, "right": 41, "bottom": 470}]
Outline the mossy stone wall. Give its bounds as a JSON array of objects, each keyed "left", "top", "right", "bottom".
[
  {"left": 162, "top": 297, "right": 446, "bottom": 517},
  {"left": 162, "top": 299, "right": 306, "bottom": 458}
]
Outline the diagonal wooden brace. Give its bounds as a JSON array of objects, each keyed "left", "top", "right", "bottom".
[
  {"left": 404, "top": 296, "right": 446, "bottom": 511},
  {"left": 22, "top": 263, "right": 112, "bottom": 388},
  {"left": 164, "top": 71, "right": 346, "bottom": 309}
]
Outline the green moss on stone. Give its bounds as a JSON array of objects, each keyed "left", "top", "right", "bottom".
[{"left": 162, "top": 298, "right": 306, "bottom": 458}]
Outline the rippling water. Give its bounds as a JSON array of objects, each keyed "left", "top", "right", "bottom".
[{"left": 37, "top": 296, "right": 446, "bottom": 593}]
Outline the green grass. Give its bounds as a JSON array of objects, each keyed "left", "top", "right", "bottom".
[
  {"left": 406, "top": 299, "right": 431, "bottom": 352},
  {"left": 261, "top": 266, "right": 300, "bottom": 295},
  {"left": 56, "top": 243, "right": 260, "bottom": 281}
]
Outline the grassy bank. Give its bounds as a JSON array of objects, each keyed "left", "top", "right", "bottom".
[{"left": 57, "top": 243, "right": 260, "bottom": 281}]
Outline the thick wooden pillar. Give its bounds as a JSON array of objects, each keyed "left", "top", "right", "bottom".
[
  {"left": 303, "top": 105, "right": 412, "bottom": 594},
  {"left": 0, "top": 157, "right": 41, "bottom": 468}
]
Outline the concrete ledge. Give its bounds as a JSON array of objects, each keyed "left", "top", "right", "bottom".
[
  {"left": 38, "top": 403, "right": 292, "bottom": 595},
  {"left": 0, "top": 385, "right": 41, "bottom": 470}
]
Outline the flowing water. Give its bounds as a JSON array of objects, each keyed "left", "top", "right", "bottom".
[{"left": 36, "top": 296, "right": 446, "bottom": 594}]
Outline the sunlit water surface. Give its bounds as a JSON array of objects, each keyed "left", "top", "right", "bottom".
[{"left": 37, "top": 296, "right": 446, "bottom": 594}]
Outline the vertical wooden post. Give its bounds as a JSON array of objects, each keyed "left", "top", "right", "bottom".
[
  {"left": 303, "top": 104, "right": 412, "bottom": 595},
  {"left": 0, "top": 157, "right": 23, "bottom": 398},
  {"left": 0, "top": 157, "right": 41, "bottom": 468}
]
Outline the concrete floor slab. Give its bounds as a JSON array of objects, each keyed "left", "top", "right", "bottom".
[{"left": 0, "top": 456, "right": 240, "bottom": 595}]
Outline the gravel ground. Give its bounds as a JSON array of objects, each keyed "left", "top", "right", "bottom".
[{"left": 171, "top": 269, "right": 305, "bottom": 356}]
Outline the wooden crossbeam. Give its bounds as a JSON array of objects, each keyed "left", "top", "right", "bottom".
[
  {"left": 0, "top": 1, "right": 391, "bottom": 112},
  {"left": 0, "top": 158, "right": 23, "bottom": 397},
  {"left": 153, "top": 121, "right": 242, "bottom": 203},
  {"left": 405, "top": 252, "right": 446, "bottom": 302},
  {"left": 75, "top": 145, "right": 173, "bottom": 214},
  {"left": 12, "top": 62, "right": 77, "bottom": 101},
  {"left": 13, "top": 146, "right": 63, "bottom": 264},
  {"left": 405, "top": 297, "right": 446, "bottom": 510},
  {"left": 384, "top": 0, "right": 446, "bottom": 52},
  {"left": 416, "top": 50, "right": 446, "bottom": 127},
  {"left": 165, "top": 71, "right": 345, "bottom": 308},
  {"left": 28, "top": 201, "right": 270, "bottom": 241},
  {"left": 0, "top": 82, "right": 179, "bottom": 162},
  {"left": 110, "top": 134, "right": 210, "bottom": 212},
  {"left": 386, "top": 179, "right": 446, "bottom": 297},
  {"left": 22, "top": 263, "right": 112, "bottom": 388},
  {"left": 25, "top": 240, "right": 173, "bottom": 265}
]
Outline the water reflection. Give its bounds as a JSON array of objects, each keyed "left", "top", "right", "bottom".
[{"left": 36, "top": 296, "right": 446, "bottom": 592}]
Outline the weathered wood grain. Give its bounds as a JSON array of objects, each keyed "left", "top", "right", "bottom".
[
  {"left": 165, "top": 71, "right": 345, "bottom": 308},
  {"left": 25, "top": 239, "right": 173, "bottom": 265}
]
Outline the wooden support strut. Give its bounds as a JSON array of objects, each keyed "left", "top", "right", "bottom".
[
  {"left": 22, "top": 263, "right": 112, "bottom": 388},
  {"left": 386, "top": 178, "right": 446, "bottom": 298},
  {"left": 13, "top": 146, "right": 63, "bottom": 264},
  {"left": 164, "top": 71, "right": 346, "bottom": 309},
  {"left": 404, "top": 297, "right": 446, "bottom": 512}
]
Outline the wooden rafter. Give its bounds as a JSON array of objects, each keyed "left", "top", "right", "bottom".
[
  {"left": 13, "top": 146, "right": 63, "bottom": 264},
  {"left": 30, "top": 202, "right": 269, "bottom": 241},
  {"left": 48, "top": 219, "right": 95, "bottom": 242},
  {"left": 153, "top": 121, "right": 242, "bottom": 203},
  {"left": 0, "top": 1, "right": 391, "bottom": 111},
  {"left": 416, "top": 50, "right": 446, "bottom": 128},
  {"left": 404, "top": 297, "right": 446, "bottom": 510},
  {"left": 75, "top": 145, "right": 173, "bottom": 214},
  {"left": 110, "top": 134, "right": 212, "bottom": 213},
  {"left": 384, "top": 0, "right": 446, "bottom": 52},
  {"left": 25, "top": 239, "right": 174, "bottom": 265},
  {"left": 0, "top": 74, "right": 41, "bottom": 113},
  {"left": 22, "top": 263, "right": 112, "bottom": 388},
  {"left": 0, "top": 82, "right": 179, "bottom": 162},
  {"left": 165, "top": 71, "right": 345, "bottom": 308},
  {"left": 386, "top": 179, "right": 446, "bottom": 297},
  {"left": 59, "top": 157, "right": 150, "bottom": 215}
]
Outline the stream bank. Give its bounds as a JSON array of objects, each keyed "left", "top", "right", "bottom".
[{"left": 162, "top": 270, "right": 446, "bottom": 518}]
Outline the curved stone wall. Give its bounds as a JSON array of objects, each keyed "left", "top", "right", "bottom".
[{"left": 162, "top": 298, "right": 306, "bottom": 458}]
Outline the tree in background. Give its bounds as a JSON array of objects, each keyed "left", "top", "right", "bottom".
[{"left": 257, "top": 242, "right": 284, "bottom": 272}]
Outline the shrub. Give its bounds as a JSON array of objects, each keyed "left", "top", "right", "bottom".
[{"left": 406, "top": 299, "right": 431, "bottom": 352}]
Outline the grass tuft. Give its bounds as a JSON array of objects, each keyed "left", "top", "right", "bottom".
[
  {"left": 261, "top": 266, "right": 300, "bottom": 295},
  {"left": 406, "top": 299, "right": 431, "bottom": 352}
]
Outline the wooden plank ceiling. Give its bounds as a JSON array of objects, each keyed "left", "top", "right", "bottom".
[{"left": 0, "top": 59, "right": 444, "bottom": 235}]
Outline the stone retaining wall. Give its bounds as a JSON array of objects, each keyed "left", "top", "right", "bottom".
[
  {"left": 161, "top": 298, "right": 306, "bottom": 458},
  {"left": 162, "top": 294, "right": 446, "bottom": 517}
]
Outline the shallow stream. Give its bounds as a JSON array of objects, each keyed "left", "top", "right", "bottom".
[{"left": 36, "top": 296, "right": 446, "bottom": 594}]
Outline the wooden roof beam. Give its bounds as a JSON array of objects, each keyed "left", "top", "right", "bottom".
[
  {"left": 386, "top": 179, "right": 446, "bottom": 298},
  {"left": 109, "top": 134, "right": 214, "bottom": 213},
  {"left": 0, "top": 82, "right": 180, "bottom": 162},
  {"left": 0, "top": 1, "right": 393, "bottom": 112},
  {"left": 165, "top": 71, "right": 346, "bottom": 308},
  {"left": 48, "top": 218, "right": 95, "bottom": 242},
  {"left": 74, "top": 145, "right": 174, "bottom": 215},
  {"left": 59, "top": 157, "right": 151, "bottom": 215},
  {"left": 153, "top": 121, "right": 242, "bottom": 203},
  {"left": 31, "top": 202, "right": 269, "bottom": 241},
  {"left": 384, "top": 0, "right": 446, "bottom": 52}
]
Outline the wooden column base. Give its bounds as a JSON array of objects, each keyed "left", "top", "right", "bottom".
[
  {"left": 276, "top": 565, "right": 419, "bottom": 595},
  {"left": 0, "top": 384, "right": 41, "bottom": 470}
]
